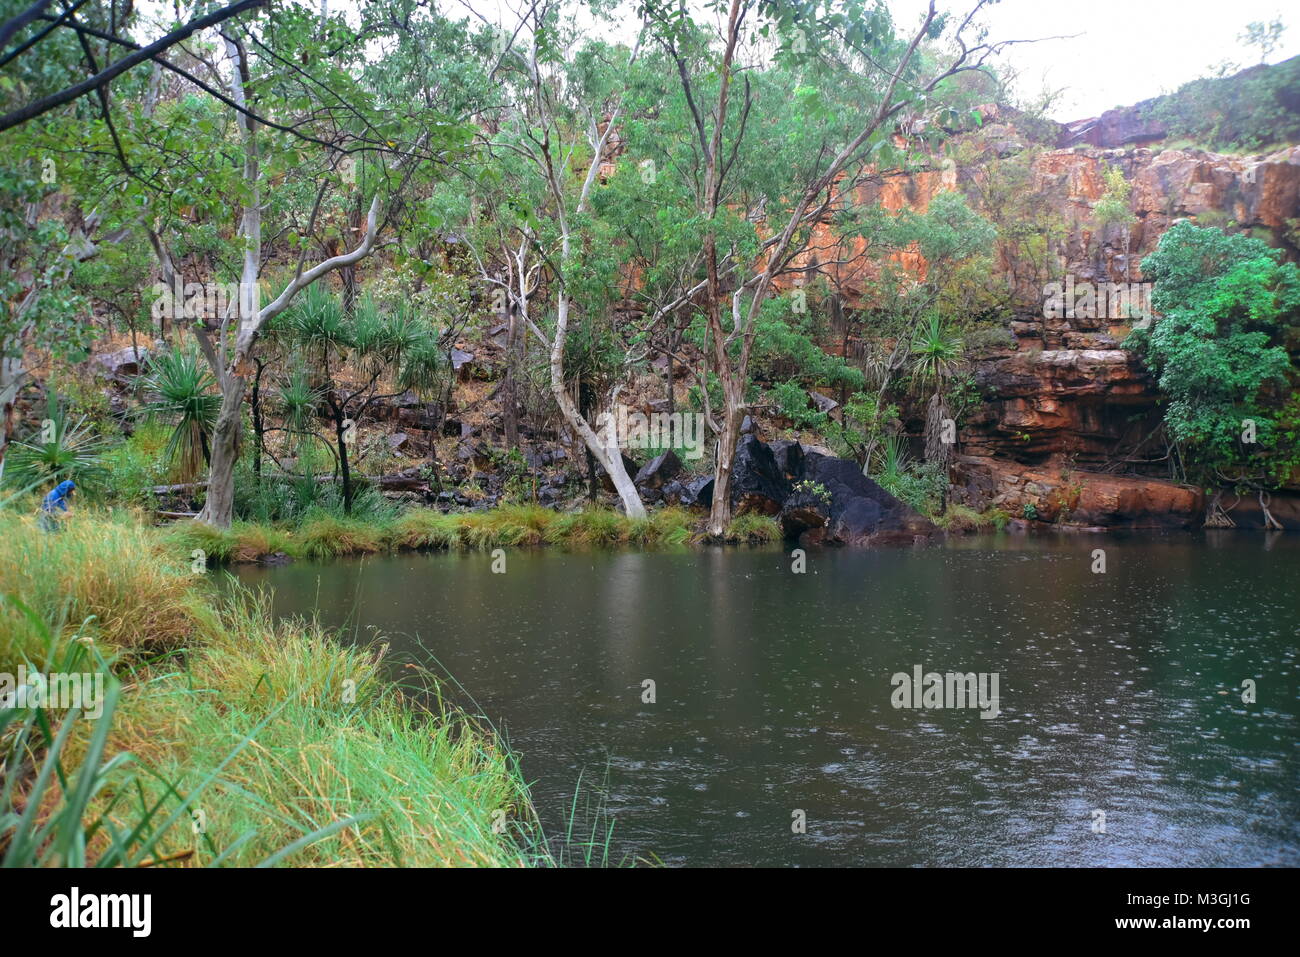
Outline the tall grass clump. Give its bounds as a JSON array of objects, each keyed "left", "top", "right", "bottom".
[
  {"left": 0, "top": 510, "right": 550, "bottom": 867},
  {"left": 0, "top": 510, "right": 199, "bottom": 663},
  {"left": 722, "top": 513, "right": 782, "bottom": 544}
]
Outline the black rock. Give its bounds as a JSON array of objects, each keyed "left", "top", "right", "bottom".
[
  {"left": 769, "top": 439, "right": 805, "bottom": 478},
  {"left": 801, "top": 452, "right": 934, "bottom": 545},
  {"left": 729, "top": 434, "right": 791, "bottom": 515},
  {"left": 634, "top": 449, "right": 682, "bottom": 489},
  {"left": 679, "top": 475, "right": 714, "bottom": 509}
]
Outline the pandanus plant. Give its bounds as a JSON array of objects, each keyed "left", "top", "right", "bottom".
[
  {"left": 2, "top": 394, "right": 108, "bottom": 494},
  {"left": 141, "top": 346, "right": 220, "bottom": 484},
  {"left": 909, "top": 314, "right": 964, "bottom": 464}
]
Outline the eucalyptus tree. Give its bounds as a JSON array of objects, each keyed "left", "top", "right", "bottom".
[
  {"left": 111, "top": 3, "right": 472, "bottom": 527},
  {"left": 436, "top": 0, "right": 650, "bottom": 517},
  {"left": 640, "top": 0, "right": 1032, "bottom": 537}
]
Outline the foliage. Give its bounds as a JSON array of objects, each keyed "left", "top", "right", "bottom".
[
  {"left": 141, "top": 346, "right": 220, "bottom": 484},
  {"left": 3, "top": 394, "right": 109, "bottom": 493},
  {"left": 1124, "top": 222, "right": 1300, "bottom": 484}
]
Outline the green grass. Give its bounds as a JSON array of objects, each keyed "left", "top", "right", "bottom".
[
  {"left": 162, "top": 503, "right": 705, "bottom": 563},
  {"left": 0, "top": 510, "right": 551, "bottom": 867},
  {"left": 722, "top": 513, "right": 782, "bottom": 544}
]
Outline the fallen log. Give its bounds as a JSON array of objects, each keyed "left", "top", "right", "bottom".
[{"left": 151, "top": 473, "right": 428, "bottom": 496}]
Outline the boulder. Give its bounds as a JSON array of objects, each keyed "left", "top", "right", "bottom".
[
  {"left": 769, "top": 439, "right": 805, "bottom": 478},
  {"left": 729, "top": 434, "right": 791, "bottom": 515},
  {"left": 809, "top": 390, "right": 840, "bottom": 417},
  {"left": 678, "top": 475, "right": 715, "bottom": 510},
  {"left": 800, "top": 451, "right": 936, "bottom": 545},
  {"left": 95, "top": 347, "right": 149, "bottom": 382},
  {"left": 778, "top": 486, "right": 829, "bottom": 539},
  {"left": 634, "top": 449, "right": 682, "bottom": 489}
]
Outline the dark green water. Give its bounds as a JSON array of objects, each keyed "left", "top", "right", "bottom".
[{"left": 234, "top": 531, "right": 1299, "bottom": 867}]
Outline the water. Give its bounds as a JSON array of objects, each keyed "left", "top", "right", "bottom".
[{"left": 234, "top": 531, "right": 1299, "bottom": 867}]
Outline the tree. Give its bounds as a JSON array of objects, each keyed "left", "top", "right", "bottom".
[
  {"left": 0, "top": 151, "right": 99, "bottom": 484},
  {"left": 1125, "top": 221, "right": 1300, "bottom": 524},
  {"left": 440, "top": 1, "right": 649, "bottom": 517},
  {"left": 277, "top": 287, "right": 443, "bottom": 514},
  {"left": 123, "top": 5, "right": 469, "bottom": 527},
  {"left": 644, "top": 0, "right": 1033, "bottom": 537}
]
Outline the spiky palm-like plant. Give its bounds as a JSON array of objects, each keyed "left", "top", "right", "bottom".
[
  {"left": 142, "top": 346, "right": 220, "bottom": 483},
  {"left": 3, "top": 395, "right": 109, "bottom": 494},
  {"left": 909, "top": 315, "right": 964, "bottom": 508}
]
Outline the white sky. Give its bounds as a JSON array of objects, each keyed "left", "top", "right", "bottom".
[
  {"left": 964, "top": 0, "right": 1300, "bottom": 119},
  {"left": 452, "top": 0, "right": 1300, "bottom": 120},
  {"left": 144, "top": 0, "right": 1300, "bottom": 122}
]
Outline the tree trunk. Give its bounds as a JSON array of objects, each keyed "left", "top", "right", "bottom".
[
  {"left": 251, "top": 358, "right": 265, "bottom": 478},
  {"left": 195, "top": 376, "right": 247, "bottom": 528},
  {"left": 503, "top": 307, "right": 520, "bottom": 448},
  {"left": 707, "top": 401, "right": 742, "bottom": 538},
  {"left": 335, "top": 407, "right": 353, "bottom": 515}
]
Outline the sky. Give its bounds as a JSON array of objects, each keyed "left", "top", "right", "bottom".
[
  {"left": 960, "top": 0, "right": 1300, "bottom": 119},
  {"left": 446, "top": 0, "right": 1300, "bottom": 120},
  {"left": 139, "top": 0, "right": 1300, "bottom": 122}
]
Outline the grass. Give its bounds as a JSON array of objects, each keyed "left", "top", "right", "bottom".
[
  {"left": 163, "top": 503, "right": 713, "bottom": 564},
  {"left": 722, "top": 513, "right": 782, "bottom": 544},
  {"left": 0, "top": 509, "right": 551, "bottom": 867}
]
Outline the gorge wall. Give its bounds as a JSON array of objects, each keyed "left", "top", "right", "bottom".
[{"left": 787, "top": 109, "right": 1300, "bottom": 530}]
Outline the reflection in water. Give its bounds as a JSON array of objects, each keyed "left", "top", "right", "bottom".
[{"left": 235, "top": 532, "right": 1299, "bottom": 867}]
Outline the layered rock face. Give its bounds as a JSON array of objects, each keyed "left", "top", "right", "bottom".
[{"left": 802, "top": 118, "right": 1300, "bottom": 530}]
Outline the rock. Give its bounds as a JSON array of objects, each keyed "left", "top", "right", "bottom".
[
  {"left": 740, "top": 415, "right": 756, "bottom": 435},
  {"left": 634, "top": 449, "right": 682, "bottom": 489},
  {"left": 778, "top": 486, "right": 829, "bottom": 539},
  {"left": 388, "top": 432, "right": 410, "bottom": 451},
  {"left": 397, "top": 404, "right": 443, "bottom": 430},
  {"left": 661, "top": 479, "right": 685, "bottom": 505},
  {"left": 800, "top": 452, "right": 936, "bottom": 545},
  {"left": 769, "top": 439, "right": 805, "bottom": 478},
  {"left": 953, "top": 458, "right": 1204, "bottom": 528},
  {"left": 679, "top": 475, "right": 715, "bottom": 510},
  {"left": 95, "top": 347, "right": 149, "bottom": 381},
  {"left": 809, "top": 390, "right": 840, "bottom": 416},
  {"left": 1058, "top": 100, "right": 1167, "bottom": 149},
  {"left": 451, "top": 348, "right": 476, "bottom": 380},
  {"left": 729, "top": 434, "right": 791, "bottom": 515}
]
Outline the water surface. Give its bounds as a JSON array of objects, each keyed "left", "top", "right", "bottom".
[{"left": 235, "top": 531, "right": 1299, "bottom": 867}]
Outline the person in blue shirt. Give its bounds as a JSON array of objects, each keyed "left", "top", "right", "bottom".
[{"left": 39, "top": 479, "right": 76, "bottom": 532}]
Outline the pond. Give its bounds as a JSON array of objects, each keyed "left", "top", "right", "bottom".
[{"left": 234, "top": 531, "right": 1299, "bottom": 867}]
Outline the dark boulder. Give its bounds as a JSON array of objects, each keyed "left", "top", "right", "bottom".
[
  {"left": 769, "top": 439, "right": 805, "bottom": 479},
  {"left": 634, "top": 449, "right": 682, "bottom": 489},
  {"left": 801, "top": 452, "right": 935, "bottom": 545},
  {"left": 729, "top": 434, "right": 791, "bottom": 515},
  {"left": 678, "top": 475, "right": 714, "bottom": 510},
  {"left": 778, "top": 486, "right": 830, "bottom": 540}
]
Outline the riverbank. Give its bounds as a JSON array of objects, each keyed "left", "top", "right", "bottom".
[
  {"left": 0, "top": 510, "right": 551, "bottom": 866},
  {"left": 161, "top": 503, "right": 782, "bottom": 564}
]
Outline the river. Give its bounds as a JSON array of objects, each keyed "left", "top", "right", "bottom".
[{"left": 234, "top": 530, "right": 1299, "bottom": 867}]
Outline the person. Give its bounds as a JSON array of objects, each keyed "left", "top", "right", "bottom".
[{"left": 39, "top": 479, "right": 76, "bottom": 532}]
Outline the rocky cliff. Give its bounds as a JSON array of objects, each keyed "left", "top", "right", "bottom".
[{"left": 793, "top": 109, "right": 1300, "bottom": 530}]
